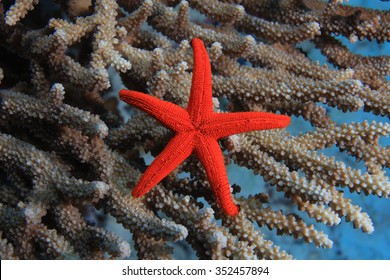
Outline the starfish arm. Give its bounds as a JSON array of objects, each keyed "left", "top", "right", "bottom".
[
  {"left": 132, "top": 132, "right": 195, "bottom": 198},
  {"left": 119, "top": 89, "right": 193, "bottom": 132},
  {"left": 194, "top": 135, "right": 240, "bottom": 216},
  {"left": 187, "top": 38, "right": 214, "bottom": 125},
  {"left": 203, "top": 112, "right": 291, "bottom": 139}
]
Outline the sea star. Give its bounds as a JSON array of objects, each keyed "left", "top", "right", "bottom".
[{"left": 119, "top": 38, "right": 290, "bottom": 216}]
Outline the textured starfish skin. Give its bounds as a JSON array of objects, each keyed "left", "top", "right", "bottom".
[{"left": 119, "top": 38, "right": 291, "bottom": 216}]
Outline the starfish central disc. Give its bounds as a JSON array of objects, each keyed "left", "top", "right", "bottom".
[{"left": 119, "top": 38, "right": 291, "bottom": 216}]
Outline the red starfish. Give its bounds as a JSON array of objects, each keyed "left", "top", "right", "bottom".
[{"left": 119, "top": 38, "right": 290, "bottom": 216}]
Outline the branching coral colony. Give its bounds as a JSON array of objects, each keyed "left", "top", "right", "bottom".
[{"left": 0, "top": 0, "right": 389, "bottom": 259}]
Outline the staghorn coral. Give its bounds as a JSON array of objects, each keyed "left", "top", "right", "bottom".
[{"left": 0, "top": 0, "right": 389, "bottom": 259}]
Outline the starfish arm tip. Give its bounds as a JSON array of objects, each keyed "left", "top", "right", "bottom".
[
  {"left": 264, "top": 113, "right": 291, "bottom": 129},
  {"left": 225, "top": 205, "right": 240, "bottom": 216},
  {"left": 118, "top": 89, "right": 133, "bottom": 103},
  {"left": 281, "top": 115, "right": 291, "bottom": 127},
  {"left": 191, "top": 37, "right": 202, "bottom": 46},
  {"left": 131, "top": 188, "right": 144, "bottom": 198},
  {"left": 119, "top": 89, "right": 128, "bottom": 98}
]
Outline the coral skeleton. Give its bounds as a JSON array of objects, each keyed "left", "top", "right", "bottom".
[{"left": 0, "top": 0, "right": 389, "bottom": 259}]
